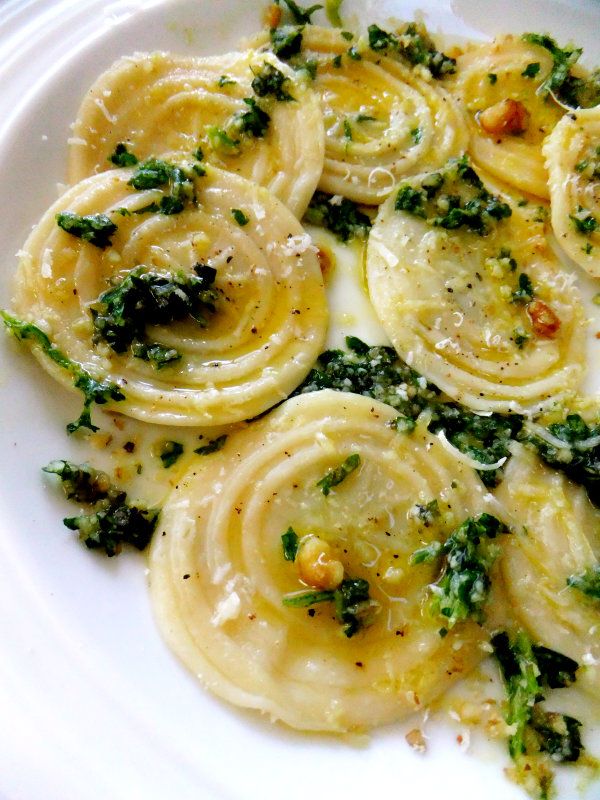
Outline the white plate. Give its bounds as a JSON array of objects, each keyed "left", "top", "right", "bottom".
[{"left": 0, "top": 2, "right": 599, "bottom": 799}]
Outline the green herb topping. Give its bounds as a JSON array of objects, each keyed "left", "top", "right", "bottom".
[
  {"left": 570, "top": 206, "right": 598, "bottom": 235},
  {"left": 277, "top": 0, "right": 322, "bottom": 24},
  {"left": 44, "top": 459, "right": 158, "bottom": 556},
  {"left": 91, "top": 264, "right": 218, "bottom": 369},
  {"left": 56, "top": 212, "right": 118, "bottom": 249},
  {"left": 367, "top": 22, "right": 456, "bottom": 78},
  {"left": 108, "top": 142, "right": 139, "bottom": 167},
  {"left": 410, "top": 514, "right": 508, "bottom": 629},
  {"left": 1, "top": 312, "right": 125, "bottom": 433},
  {"left": 194, "top": 434, "right": 228, "bottom": 456},
  {"left": 304, "top": 191, "right": 371, "bottom": 241},
  {"left": 281, "top": 527, "right": 300, "bottom": 561},
  {"left": 395, "top": 157, "right": 512, "bottom": 235},
  {"left": 270, "top": 25, "right": 304, "bottom": 59},
  {"left": 251, "top": 62, "right": 295, "bottom": 101},
  {"left": 283, "top": 576, "right": 373, "bottom": 637},
  {"left": 316, "top": 453, "right": 360, "bottom": 495},
  {"left": 567, "top": 565, "right": 600, "bottom": 599},
  {"left": 511, "top": 273, "right": 535, "bottom": 304},
  {"left": 521, "top": 62, "right": 541, "bottom": 78},
  {"left": 493, "top": 630, "right": 583, "bottom": 797},
  {"left": 159, "top": 440, "right": 184, "bottom": 468},
  {"left": 231, "top": 208, "right": 249, "bottom": 226},
  {"left": 128, "top": 158, "right": 197, "bottom": 215}
]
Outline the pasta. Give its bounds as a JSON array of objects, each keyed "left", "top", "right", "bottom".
[
  {"left": 68, "top": 49, "right": 324, "bottom": 217},
  {"left": 250, "top": 25, "right": 467, "bottom": 204},
  {"left": 3, "top": 5, "right": 600, "bottom": 797},
  {"left": 149, "top": 390, "right": 495, "bottom": 732},
  {"left": 450, "top": 35, "right": 564, "bottom": 199},
  {"left": 544, "top": 105, "right": 600, "bottom": 277},
  {"left": 12, "top": 162, "right": 328, "bottom": 425},
  {"left": 366, "top": 159, "right": 585, "bottom": 412}
]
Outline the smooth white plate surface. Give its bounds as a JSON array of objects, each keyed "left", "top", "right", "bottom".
[{"left": 0, "top": 2, "right": 599, "bottom": 799}]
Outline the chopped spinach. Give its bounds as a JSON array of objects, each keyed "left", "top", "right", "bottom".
[
  {"left": 316, "top": 453, "right": 360, "bottom": 495},
  {"left": 410, "top": 513, "right": 509, "bottom": 629},
  {"left": 42, "top": 460, "right": 112, "bottom": 503},
  {"left": 1, "top": 312, "right": 125, "bottom": 433},
  {"left": 511, "top": 273, "right": 535, "bottom": 304},
  {"left": 304, "top": 191, "right": 371, "bottom": 241},
  {"left": 233, "top": 97, "right": 271, "bottom": 138},
  {"left": 56, "top": 212, "right": 117, "bottom": 249},
  {"left": 108, "top": 142, "right": 139, "bottom": 167},
  {"left": 251, "top": 62, "right": 294, "bottom": 101},
  {"left": 91, "top": 264, "right": 217, "bottom": 367},
  {"left": 128, "top": 158, "right": 196, "bottom": 215}
]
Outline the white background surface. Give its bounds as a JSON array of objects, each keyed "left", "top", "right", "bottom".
[{"left": 0, "top": 2, "right": 599, "bottom": 799}]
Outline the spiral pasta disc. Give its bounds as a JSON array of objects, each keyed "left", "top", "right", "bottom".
[
  {"left": 366, "top": 161, "right": 585, "bottom": 413},
  {"left": 12, "top": 164, "right": 327, "bottom": 426},
  {"left": 544, "top": 106, "right": 600, "bottom": 277},
  {"left": 149, "top": 389, "right": 498, "bottom": 732},
  {"left": 67, "top": 49, "right": 324, "bottom": 217},
  {"left": 450, "top": 35, "right": 564, "bottom": 199},
  {"left": 250, "top": 26, "right": 467, "bottom": 204},
  {"left": 494, "top": 444, "right": 600, "bottom": 694}
]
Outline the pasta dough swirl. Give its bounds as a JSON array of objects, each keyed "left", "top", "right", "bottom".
[
  {"left": 149, "top": 390, "right": 500, "bottom": 732},
  {"left": 12, "top": 163, "right": 328, "bottom": 426}
]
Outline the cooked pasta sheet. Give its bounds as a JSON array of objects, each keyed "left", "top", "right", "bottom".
[
  {"left": 249, "top": 26, "right": 467, "bottom": 204},
  {"left": 366, "top": 159, "right": 585, "bottom": 413},
  {"left": 544, "top": 106, "right": 600, "bottom": 277},
  {"left": 12, "top": 163, "right": 327, "bottom": 426},
  {"left": 450, "top": 35, "right": 564, "bottom": 199},
  {"left": 494, "top": 444, "right": 600, "bottom": 695},
  {"left": 149, "top": 390, "right": 497, "bottom": 732},
  {"left": 67, "top": 49, "right": 324, "bottom": 217}
]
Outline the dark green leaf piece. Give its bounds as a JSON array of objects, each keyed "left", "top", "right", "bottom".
[
  {"left": 316, "top": 453, "right": 360, "bottom": 495},
  {"left": 56, "top": 212, "right": 117, "bottom": 249}
]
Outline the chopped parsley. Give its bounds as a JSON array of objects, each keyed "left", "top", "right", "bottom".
[
  {"left": 488, "top": 72, "right": 498, "bottom": 84},
  {"left": 346, "top": 45, "right": 361, "bottom": 60},
  {"left": 410, "top": 126, "right": 422, "bottom": 144},
  {"left": 233, "top": 97, "right": 271, "bottom": 138},
  {"left": 493, "top": 630, "right": 583, "bottom": 798},
  {"left": 281, "top": 526, "right": 299, "bottom": 561},
  {"left": 44, "top": 458, "right": 158, "bottom": 556},
  {"left": 91, "top": 264, "right": 218, "bottom": 368},
  {"left": 567, "top": 565, "right": 600, "bottom": 599},
  {"left": 159, "top": 440, "right": 184, "bottom": 468},
  {"left": 108, "top": 142, "right": 139, "bottom": 167},
  {"left": 194, "top": 434, "right": 228, "bottom": 455},
  {"left": 367, "top": 22, "right": 456, "bottom": 78},
  {"left": 56, "top": 212, "right": 117, "bottom": 249},
  {"left": 251, "top": 62, "right": 294, "bottom": 101},
  {"left": 283, "top": 576, "right": 373, "bottom": 637},
  {"left": 304, "top": 191, "right": 371, "bottom": 241},
  {"left": 231, "top": 208, "right": 249, "bottom": 226},
  {"left": 410, "top": 513, "right": 508, "bottom": 629},
  {"left": 217, "top": 74, "right": 237, "bottom": 87},
  {"left": 395, "top": 157, "right": 512, "bottom": 235},
  {"left": 207, "top": 126, "right": 240, "bottom": 154},
  {"left": 511, "top": 273, "right": 535, "bottom": 304},
  {"left": 316, "top": 453, "right": 360, "bottom": 495},
  {"left": 1, "top": 311, "right": 125, "bottom": 433}
]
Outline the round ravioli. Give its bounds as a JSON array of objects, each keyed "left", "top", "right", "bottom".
[
  {"left": 494, "top": 444, "right": 600, "bottom": 694},
  {"left": 366, "top": 158, "right": 585, "bottom": 413},
  {"left": 67, "top": 49, "right": 324, "bottom": 217},
  {"left": 12, "top": 162, "right": 327, "bottom": 426},
  {"left": 450, "top": 35, "right": 565, "bottom": 199},
  {"left": 149, "top": 390, "right": 498, "bottom": 732},
  {"left": 544, "top": 106, "right": 600, "bottom": 277},
  {"left": 250, "top": 25, "right": 467, "bottom": 204}
]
